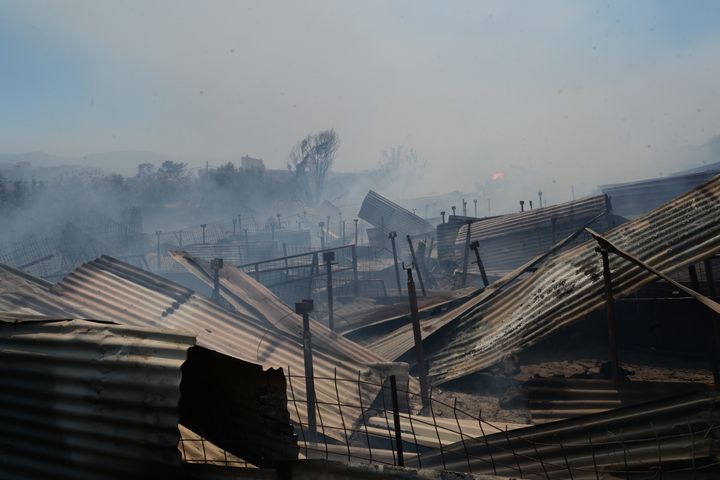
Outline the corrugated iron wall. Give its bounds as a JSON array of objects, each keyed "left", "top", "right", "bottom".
[
  {"left": 453, "top": 195, "right": 615, "bottom": 276},
  {"left": 0, "top": 318, "right": 194, "bottom": 480}
]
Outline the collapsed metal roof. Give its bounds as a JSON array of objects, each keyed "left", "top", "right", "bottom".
[
  {"left": 48, "top": 256, "right": 401, "bottom": 440},
  {"left": 168, "top": 250, "right": 392, "bottom": 367},
  {"left": 429, "top": 174, "right": 720, "bottom": 384},
  {"left": 0, "top": 317, "right": 194, "bottom": 479},
  {"left": 358, "top": 190, "right": 434, "bottom": 238},
  {"left": 453, "top": 194, "right": 617, "bottom": 276},
  {"left": 421, "top": 390, "right": 720, "bottom": 478}
]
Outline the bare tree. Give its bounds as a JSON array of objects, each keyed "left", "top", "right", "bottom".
[
  {"left": 374, "top": 146, "right": 426, "bottom": 198},
  {"left": 287, "top": 129, "right": 340, "bottom": 206}
]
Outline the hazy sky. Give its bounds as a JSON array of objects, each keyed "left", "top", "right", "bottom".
[{"left": 2, "top": 1, "right": 719, "bottom": 197}]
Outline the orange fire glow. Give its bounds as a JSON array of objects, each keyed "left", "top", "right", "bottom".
[{"left": 490, "top": 171, "right": 505, "bottom": 181}]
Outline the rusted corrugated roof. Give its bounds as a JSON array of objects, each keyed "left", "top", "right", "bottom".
[
  {"left": 50, "top": 256, "right": 405, "bottom": 440},
  {"left": 358, "top": 190, "right": 434, "bottom": 238},
  {"left": 0, "top": 317, "right": 194, "bottom": 479},
  {"left": 453, "top": 195, "right": 617, "bottom": 276},
  {"left": 430, "top": 175, "right": 720, "bottom": 384}
]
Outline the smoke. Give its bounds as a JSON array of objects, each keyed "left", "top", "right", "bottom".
[{"left": 2, "top": 1, "right": 720, "bottom": 218}]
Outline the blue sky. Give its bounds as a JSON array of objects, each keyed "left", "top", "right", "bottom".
[{"left": 1, "top": 0, "right": 719, "bottom": 196}]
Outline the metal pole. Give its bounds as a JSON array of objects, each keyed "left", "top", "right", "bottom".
[
  {"left": 210, "top": 258, "right": 223, "bottom": 302},
  {"left": 323, "top": 251, "right": 335, "bottom": 331},
  {"left": 474, "top": 199, "right": 478, "bottom": 217},
  {"left": 342, "top": 220, "right": 346, "bottom": 244},
  {"left": 277, "top": 213, "right": 282, "bottom": 230},
  {"left": 238, "top": 214, "right": 242, "bottom": 235},
  {"left": 519, "top": 200, "right": 525, "bottom": 212},
  {"left": 704, "top": 258, "right": 720, "bottom": 388},
  {"left": 155, "top": 230, "right": 162, "bottom": 272},
  {"left": 390, "top": 375, "right": 404, "bottom": 467},
  {"left": 296, "top": 299, "right": 316, "bottom": 436},
  {"left": 461, "top": 220, "right": 472, "bottom": 287},
  {"left": 319, "top": 222, "right": 325, "bottom": 249},
  {"left": 232, "top": 218, "right": 237, "bottom": 235},
  {"left": 440, "top": 211, "right": 446, "bottom": 224},
  {"left": 351, "top": 244, "right": 359, "bottom": 297},
  {"left": 354, "top": 219, "right": 359, "bottom": 245},
  {"left": 406, "top": 235, "right": 426, "bottom": 297},
  {"left": 201, "top": 224, "right": 207, "bottom": 244},
  {"left": 270, "top": 222, "right": 275, "bottom": 241},
  {"left": 469, "top": 240, "right": 489, "bottom": 287},
  {"left": 389, "top": 232, "right": 402, "bottom": 295},
  {"left": 283, "top": 243, "right": 289, "bottom": 277},
  {"left": 597, "top": 247, "right": 621, "bottom": 382},
  {"left": 405, "top": 266, "right": 429, "bottom": 407}
]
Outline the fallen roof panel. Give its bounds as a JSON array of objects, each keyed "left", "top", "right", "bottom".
[
  {"left": 358, "top": 190, "right": 434, "bottom": 238},
  {"left": 168, "top": 251, "right": 391, "bottom": 366},
  {"left": 430, "top": 174, "right": 720, "bottom": 384}
]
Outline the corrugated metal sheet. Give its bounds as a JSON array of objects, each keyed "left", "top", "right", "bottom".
[
  {"left": 421, "top": 390, "right": 720, "bottom": 478},
  {"left": 168, "top": 251, "right": 391, "bottom": 367},
  {"left": 358, "top": 190, "right": 434, "bottom": 238},
  {"left": 453, "top": 195, "right": 616, "bottom": 276},
  {"left": 601, "top": 171, "right": 718, "bottom": 219},
  {"left": 0, "top": 317, "right": 194, "bottom": 479},
  {"left": 50, "top": 256, "right": 409, "bottom": 440},
  {"left": 362, "top": 214, "right": 604, "bottom": 362},
  {"left": 0, "top": 264, "right": 83, "bottom": 317},
  {"left": 430, "top": 175, "right": 720, "bottom": 385},
  {"left": 525, "top": 378, "right": 707, "bottom": 424}
]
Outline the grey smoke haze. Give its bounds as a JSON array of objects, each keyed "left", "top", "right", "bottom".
[{"left": 2, "top": 1, "right": 720, "bottom": 202}]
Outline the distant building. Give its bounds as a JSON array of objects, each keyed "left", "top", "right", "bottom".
[{"left": 241, "top": 155, "right": 264, "bottom": 170}]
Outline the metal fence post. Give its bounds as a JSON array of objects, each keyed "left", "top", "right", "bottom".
[
  {"left": 351, "top": 244, "right": 359, "bottom": 297},
  {"left": 704, "top": 258, "right": 720, "bottom": 388},
  {"left": 390, "top": 375, "right": 404, "bottom": 467},
  {"left": 155, "top": 230, "right": 162, "bottom": 272},
  {"left": 469, "top": 240, "right": 489, "bottom": 287},
  {"left": 296, "top": 299, "right": 316, "bottom": 437},
  {"left": 210, "top": 258, "right": 223, "bottom": 302},
  {"left": 323, "top": 251, "right": 335, "bottom": 331},
  {"left": 389, "top": 231, "right": 402, "bottom": 295},
  {"left": 597, "top": 247, "right": 621, "bottom": 382},
  {"left": 405, "top": 265, "right": 430, "bottom": 407},
  {"left": 461, "top": 220, "right": 472, "bottom": 287},
  {"left": 406, "top": 235, "right": 427, "bottom": 297}
]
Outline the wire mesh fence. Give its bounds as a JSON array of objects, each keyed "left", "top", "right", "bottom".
[{"left": 180, "top": 366, "right": 720, "bottom": 479}]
